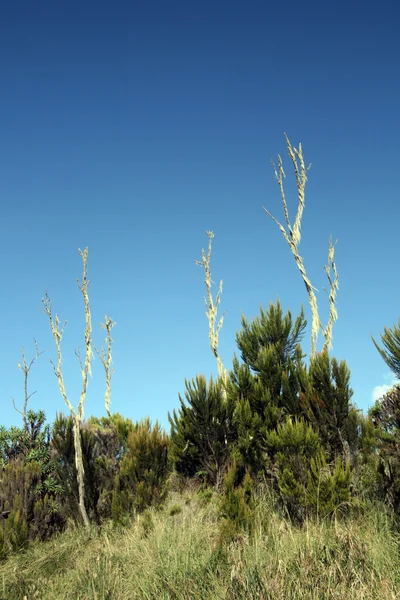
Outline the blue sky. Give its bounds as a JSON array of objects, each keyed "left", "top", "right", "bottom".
[{"left": 1, "top": 1, "right": 399, "bottom": 431}]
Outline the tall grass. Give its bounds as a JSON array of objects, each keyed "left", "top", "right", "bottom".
[{"left": 1, "top": 488, "right": 399, "bottom": 599}]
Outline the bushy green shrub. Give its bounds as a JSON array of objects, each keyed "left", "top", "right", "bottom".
[
  {"left": 299, "top": 350, "right": 357, "bottom": 461},
  {"left": 0, "top": 412, "right": 66, "bottom": 557},
  {"left": 218, "top": 462, "right": 255, "bottom": 542},
  {"left": 370, "top": 385, "right": 400, "bottom": 511},
  {"left": 266, "top": 417, "right": 351, "bottom": 520},
  {"left": 307, "top": 453, "right": 351, "bottom": 519},
  {"left": 112, "top": 419, "right": 170, "bottom": 520},
  {"left": 227, "top": 301, "right": 307, "bottom": 474},
  {"left": 169, "top": 375, "right": 235, "bottom": 486},
  {"left": 52, "top": 413, "right": 133, "bottom": 523}
]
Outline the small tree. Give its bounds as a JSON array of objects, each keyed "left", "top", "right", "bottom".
[
  {"left": 299, "top": 350, "right": 355, "bottom": 460},
  {"left": 169, "top": 375, "right": 235, "bottom": 486},
  {"left": 41, "top": 248, "right": 101, "bottom": 528},
  {"left": 227, "top": 301, "right": 307, "bottom": 473},
  {"left": 263, "top": 134, "right": 339, "bottom": 356},
  {"left": 112, "top": 419, "right": 169, "bottom": 518}
]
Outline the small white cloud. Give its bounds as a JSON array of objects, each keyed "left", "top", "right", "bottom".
[{"left": 372, "top": 374, "right": 400, "bottom": 403}]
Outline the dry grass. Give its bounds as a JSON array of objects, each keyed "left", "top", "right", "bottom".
[{"left": 1, "top": 489, "right": 399, "bottom": 599}]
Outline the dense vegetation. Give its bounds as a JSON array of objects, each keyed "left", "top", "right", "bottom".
[{"left": 1, "top": 299, "right": 400, "bottom": 598}]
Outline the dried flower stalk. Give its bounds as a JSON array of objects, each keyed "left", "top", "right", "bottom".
[
  {"left": 40, "top": 247, "right": 93, "bottom": 528},
  {"left": 195, "top": 231, "right": 228, "bottom": 386},
  {"left": 94, "top": 315, "right": 116, "bottom": 416},
  {"left": 263, "top": 134, "right": 339, "bottom": 355},
  {"left": 12, "top": 340, "right": 44, "bottom": 430}
]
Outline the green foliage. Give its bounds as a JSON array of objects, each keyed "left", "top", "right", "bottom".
[
  {"left": 87, "top": 412, "right": 135, "bottom": 458},
  {"left": 349, "top": 413, "right": 383, "bottom": 502},
  {"left": 266, "top": 416, "right": 321, "bottom": 458},
  {"left": 235, "top": 300, "right": 306, "bottom": 414},
  {"left": 218, "top": 462, "right": 254, "bottom": 541},
  {"left": 169, "top": 375, "right": 235, "bottom": 485},
  {"left": 0, "top": 412, "right": 65, "bottom": 557},
  {"left": 307, "top": 453, "right": 351, "bottom": 519},
  {"left": 372, "top": 317, "right": 400, "bottom": 379},
  {"left": 266, "top": 417, "right": 321, "bottom": 519},
  {"left": 236, "top": 300, "right": 306, "bottom": 385},
  {"left": 299, "top": 350, "right": 355, "bottom": 459},
  {"left": 266, "top": 417, "right": 350, "bottom": 520},
  {"left": 370, "top": 385, "right": 400, "bottom": 511},
  {"left": 227, "top": 359, "right": 279, "bottom": 474},
  {"left": 52, "top": 413, "right": 132, "bottom": 523},
  {"left": 197, "top": 488, "right": 214, "bottom": 504},
  {"left": 227, "top": 301, "right": 307, "bottom": 473},
  {"left": 0, "top": 495, "right": 29, "bottom": 559},
  {"left": 114, "top": 419, "right": 170, "bottom": 517}
]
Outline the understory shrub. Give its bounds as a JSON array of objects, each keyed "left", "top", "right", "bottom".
[{"left": 112, "top": 418, "right": 170, "bottom": 522}]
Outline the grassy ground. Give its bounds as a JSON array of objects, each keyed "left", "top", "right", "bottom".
[{"left": 1, "top": 488, "right": 399, "bottom": 599}]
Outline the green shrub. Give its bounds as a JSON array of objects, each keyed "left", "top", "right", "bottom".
[
  {"left": 370, "top": 385, "right": 400, "bottom": 512},
  {"left": 169, "top": 375, "right": 235, "bottom": 486},
  {"left": 113, "top": 418, "right": 170, "bottom": 519},
  {"left": 307, "top": 453, "right": 351, "bottom": 519},
  {"left": 266, "top": 417, "right": 351, "bottom": 520},
  {"left": 218, "top": 462, "right": 255, "bottom": 542}
]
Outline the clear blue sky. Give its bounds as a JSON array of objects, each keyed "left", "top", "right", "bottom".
[{"left": 1, "top": 1, "right": 399, "bottom": 431}]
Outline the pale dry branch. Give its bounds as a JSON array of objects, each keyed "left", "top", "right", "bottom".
[
  {"left": 41, "top": 292, "right": 74, "bottom": 414},
  {"left": 76, "top": 247, "right": 93, "bottom": 422},
  {"left": 12, "top": 340, "right": 44, "bottom": 430},
  {"left": 322, "top": 236, "right": 339, "bottom": 351},
  {"left": 93, "top": 315, "right": 116, "bottom": 417},
  {"left": 75, "top": 346, "right": 83, "bottom": 371},
  {"left": 195, "top": 231, "right": 228, "bottom": 386},
  {"left": 264, "top": 134, "right": 338, "bottom": 356},
  {"left": 40, "top": 248, "right": 93, "bottom": 529}
]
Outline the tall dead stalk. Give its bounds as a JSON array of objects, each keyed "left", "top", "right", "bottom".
[
  {"left": 94, "top": 316, "right": 116, "bottom": 417},
  {"left": 195, "top": 231, "right": 228, "bottom": 389},
  {"left": 41, "top": 247, "right": 93, "bottom": 528},
  {"left": 12, "top": 340, "right": 44, "bottom": 430},
  {"left": 263, "top": 134, "right": 339, "bottom": 356}
]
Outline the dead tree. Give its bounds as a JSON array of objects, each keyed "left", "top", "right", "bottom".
[
  {"left": 41, "top": 248, "right": 93, "bottom": 529},
  {"left": 195, "top": 231, "right": 228, "bottom": 391},
  {"left": 263, "top": 134, "right": 339, "bottom": 356},
  {"left": 12, "top": 340, "right": 44, "bottom": 430}
]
